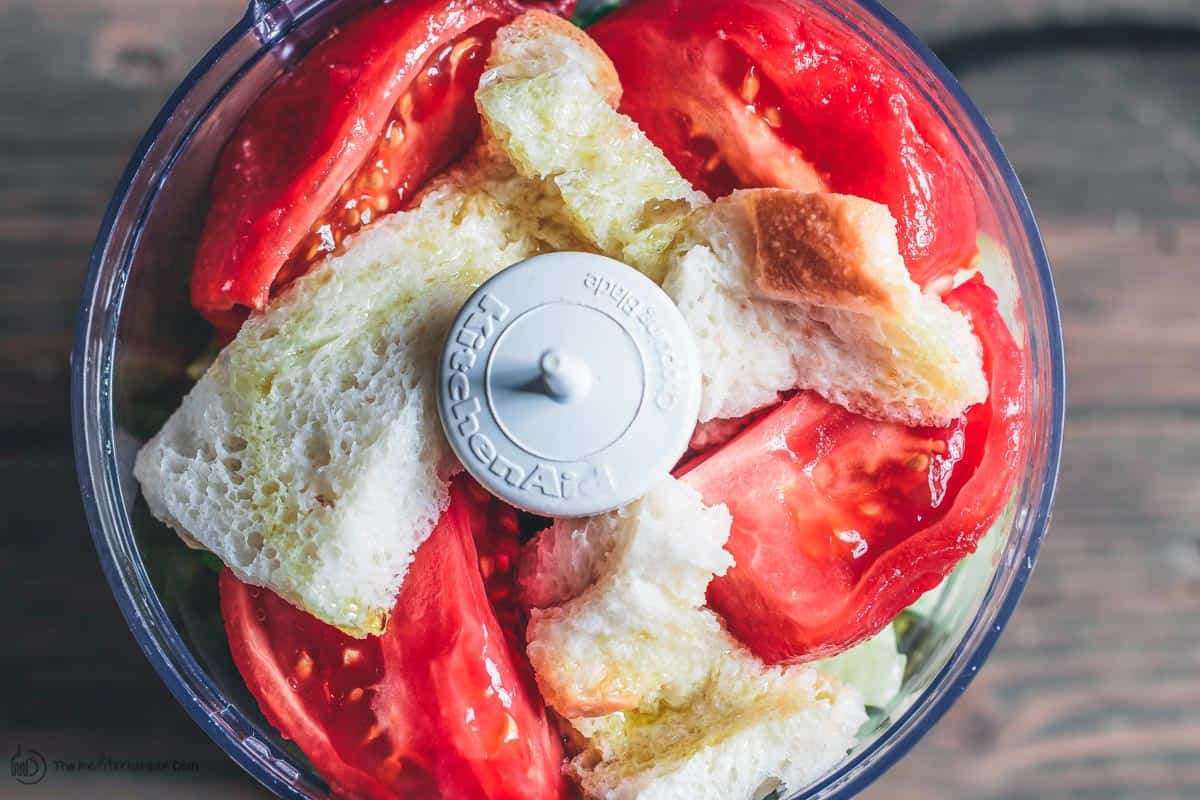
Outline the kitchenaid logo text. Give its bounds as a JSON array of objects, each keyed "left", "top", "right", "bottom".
[
  {"left": 445, "top": 292, "right": 617, "bottom": 500},
  {"left": 582, "top": 272, "right": 683, "bottom": 411}
]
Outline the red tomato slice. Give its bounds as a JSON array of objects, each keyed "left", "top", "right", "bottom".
[
  {"left": 192, "top": 0, "right": 572, "bottom": 334},
  {"left": 220, "top": 478, "right": 566, "bottom": 799},
  {"left": 588, "top": 0, "right": 978, "bottom": 287},
  {"left": 679, "top": 275, "right": 1025, "bottom": 663},
  {"left": 220, "top": 574, "right": 427, "bottom": 799},
  {"left": 375, "top": 481, "right": 566, "bottom": 799}
]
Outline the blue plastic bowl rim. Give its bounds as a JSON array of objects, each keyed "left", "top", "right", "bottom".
[{"left": 70, "top": 7, "right": 319, "bottom": 798}]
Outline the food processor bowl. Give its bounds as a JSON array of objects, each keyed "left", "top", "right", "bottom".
[{"left": 71, "top": 0, "right": 1064, "bottom": 797}]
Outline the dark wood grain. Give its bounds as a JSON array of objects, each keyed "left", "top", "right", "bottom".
[
  {"left": 887, "top": 0, "right": 1200, "bottom": 41},
  {"left": 0, "top": 0, "right": 245, "bottom": 441},
  {"left": 1, "top": 0, "right": 1197, "bottom": 798},
  {"left": 0, "top": 1, "right": 268, "bottom": 797}
]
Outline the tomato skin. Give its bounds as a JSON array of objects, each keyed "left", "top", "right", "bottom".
[
  {"left": 220, "top": 478, "right": 565, "bottom": 799},
  {"left": 220, "top": 572, "right": 424, "bottom": 800},
  {"left": 376, "top": 480, "right": 567, "bottom": 800},
  {"left": 192, "top": 0, "right": 573, "bottom": 332},
  {"left": 589, "top": 0, "right": 978, "bottom": 287},
  {"left": 680, "top": 275, "right": 1024, "bottom": 663}
]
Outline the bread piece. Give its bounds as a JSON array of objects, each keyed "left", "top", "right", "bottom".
[
  {"left": 568, "top": 657, "right": 866, "bottom": 800},
  {"left": 521, "top": 478, "right": 735, "bottom": 717},
  {"left": 483, "top": 9, "right": 622, "bottom": 106},
  {"left": 520, "top": 477, "right": 865, "bottom": 799},
  {"left": 477, "top": 12, "right": 706, "bottom": 281},
  {"left": 134, "top": 150, "right": 573, "bottom": 636},
  {"left": 665, "top": 189, "right": 987, "bottom": 425}
]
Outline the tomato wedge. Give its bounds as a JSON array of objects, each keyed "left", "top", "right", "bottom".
[
  {"left": 588, "top": 0, "right": 978, "bottom": 287},
  {"left": 679, "top": 275, "right": 1025, "bottom": 663},
  {"left": 192, "top": 0, "right": 572, "bottom": 334},
  {"left": 220, "top": 478, "right": 566, "bottom": 799}
]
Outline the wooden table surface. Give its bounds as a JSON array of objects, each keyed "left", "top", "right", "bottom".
[{"left": 1, "top": 0, "right": 1197, "bottom": 798}]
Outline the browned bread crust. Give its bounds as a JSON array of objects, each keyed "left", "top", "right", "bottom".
[
  {"left": 667, "top": 187, "right": 987, "bottom": 426},
  {"left": 742, "top": 189, "right": 897, "bottom": 312}
]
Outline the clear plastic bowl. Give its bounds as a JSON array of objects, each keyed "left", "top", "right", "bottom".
[{"left": 71, "top": 0, "right": 1064, "bottom": 797}]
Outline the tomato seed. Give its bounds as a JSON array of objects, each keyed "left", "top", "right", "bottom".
[
  {"left": 450, "top": 36, "right": 480, "bottom": 69},
  {"left": 396, "top": 92, "right": 414, "bottom": 121},
  {"left": 294, "top": 650, "right": 314, "bottom": 681},
  {"left": 303, "top": 240, "right": 323, "bottom": 264},
  {"left": 500, "top": 713, "right": 519, "bottom": 744},
  {"left": 763, "top": 106, "right": 783, "bottom": 129},
  {"left": 906, "top": 453, "right": 930, "bottom": 472},
  {"left": 740, "top": 66, "right": 761, "bottom": 104},
  {"left": 386, "top": 118, "right": 406, "bottom": 146},
  {"left": 811, "top": 462, "right": 833, "bottom": 488}
]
